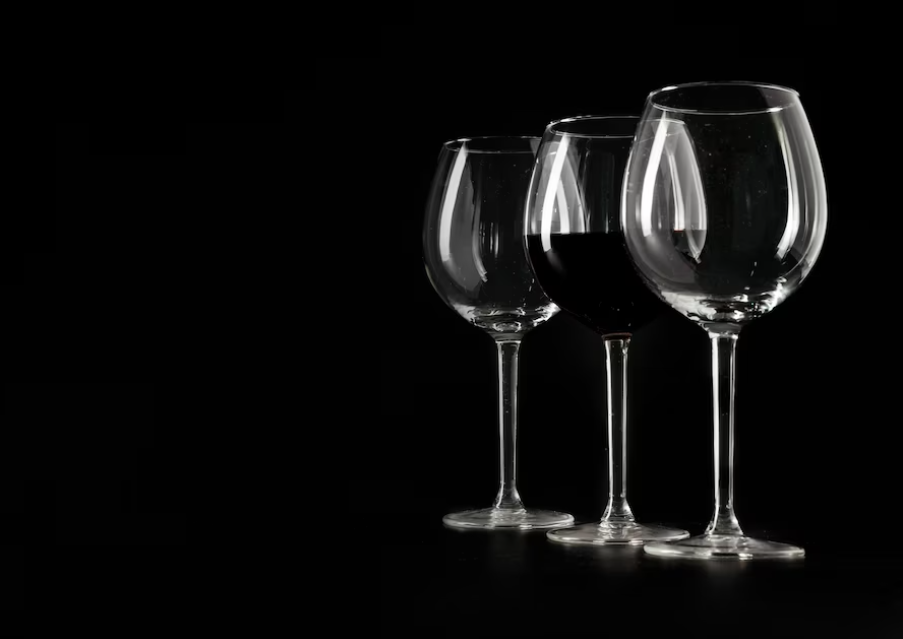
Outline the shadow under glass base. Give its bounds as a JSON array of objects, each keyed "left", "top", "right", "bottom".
[
  {"left": 644, "top": 534, "right": 805, "bottom": 560},
  {"left": 546, "top": 520, "right": 689, "bottom": 545},
  {"left": 443, "top": 506, "right": 574, "bottom": 530}
]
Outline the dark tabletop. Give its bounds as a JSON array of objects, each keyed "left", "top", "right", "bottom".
[{"left": 381, "top": 514, "right": 903, "bottom": 637}]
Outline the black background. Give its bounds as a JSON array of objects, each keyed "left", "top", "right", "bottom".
[
  {"left": 13, "top": 44, "right": 901, "bottom": 629},
  {"left": 331, "top": 46, "right": 902, "bottom": 636},
  {"left": 6, "top": 91, "right": 292, "bottom": 618}
]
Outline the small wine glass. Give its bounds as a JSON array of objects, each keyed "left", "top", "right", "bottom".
[
  {"left": 423, "top": 135, "right": 574, "bottom": 530},
  {"left": 622, "top": 82, "right": 827, "bottom": 559},
  {"left": 525, "top": 115, "right": 688, "bottom": 545}
]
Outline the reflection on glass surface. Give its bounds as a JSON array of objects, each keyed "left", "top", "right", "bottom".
[
  {"left": 623, "top": 84, "right": 826, "bottom": 328},
  {"left": 425, "top": 137, "right": 558, "bottom": 335}
]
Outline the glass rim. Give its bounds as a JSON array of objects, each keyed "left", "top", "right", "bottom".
[
  {"left": 442, "top": 135, "right": 540, "bottom": 154},
  {"left": 546, "top": 114, "right": 640, "bottom": 138},
  {"left": 647, "top": 81, "right": 801, "bottom": 115}
]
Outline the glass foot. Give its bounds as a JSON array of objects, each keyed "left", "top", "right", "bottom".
[
  {"left": 442, "top": 506, "right": 574, "bottom": 530},
  {"left": 546, "top": 520, "right": 689, "bottom": 545},
  {"left": 644, "top": 534, "right": 805, "bottom": 560}
]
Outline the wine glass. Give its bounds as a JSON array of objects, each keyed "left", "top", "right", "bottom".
[
  {"left": 621, "top": 82, "right": 827, "bottom": 559},
  {"left": 423, "top": 135, "right": 574, "bottom": 530},
  {"left": 524, "top": 115, "right": 688, "bottom": 545}
]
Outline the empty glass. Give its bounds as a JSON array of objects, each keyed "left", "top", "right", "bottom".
[
  {"left": 622, "top": 82, "right": 827, "bottom": 559},
  {"left": 423, "top": 136, "right": 574, "bottom": 529}
]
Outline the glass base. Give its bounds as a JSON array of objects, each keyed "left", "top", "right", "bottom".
[
  {"left": 546, "top": 520, "right": 689, "bottom": 545},
  {"left": 442, "top": 506, "right": 574, "bottom": 530},
  {"left": 644, "top": 533, "right": 805, "bottom": 560}
]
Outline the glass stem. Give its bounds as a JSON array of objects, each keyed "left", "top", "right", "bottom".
[
  {"left": 601, "top": 337, "right": 635, "bottom": 523},
  {"left": 706, "top": 331, "right": 744, "bottom": 537},
  {"left": 493, "top": 339, "right": 524, "bottom": 510}
]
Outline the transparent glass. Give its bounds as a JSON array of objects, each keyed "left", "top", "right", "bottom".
[
  {"left": 525, "top": 116, "right": 688, "bottom": 545},
  {"left": 423, "top": 136, "right": 574, "bottom": 529},
  {"left": 622, "top": 82, "right": 827, "bottom": 559}
]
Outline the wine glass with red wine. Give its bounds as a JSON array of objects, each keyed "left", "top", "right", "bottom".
[
  {"left": 524, "top": 116, "right": 688, "bottom": 545},
  {"left": 423, "top": 135, "right": 574, "bottom": 529},
  {"left": 622, "top": 82, "right": 826, "bottom": 559}
]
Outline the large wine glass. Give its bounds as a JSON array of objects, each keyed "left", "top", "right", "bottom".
[
  {"left": 423, "top": 136, "right": 574, "bottom": 529},
  {"left": 525, "top": 116, "right": 688, "bottom": 545},
  {"left": 622, "top": 82, "right": 827, "bottom": 559}
]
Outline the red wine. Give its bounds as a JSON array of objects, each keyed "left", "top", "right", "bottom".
[{"left": 526, "top": 233, "right": 663, "bottom": 336}]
